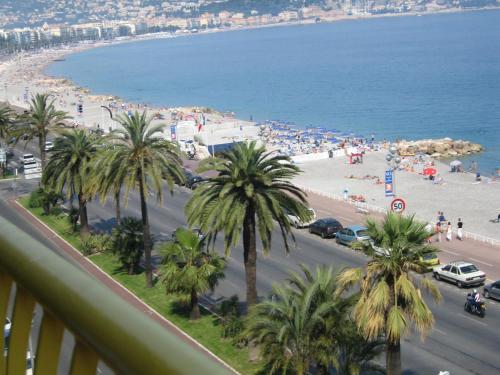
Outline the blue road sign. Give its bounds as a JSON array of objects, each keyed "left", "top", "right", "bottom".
[{"left": 385, "top": 170, "right": 394, "bottom": 197}]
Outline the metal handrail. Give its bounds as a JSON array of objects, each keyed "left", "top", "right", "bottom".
[{"left": 0, "top": 216, "right": 233, "bottom": 375}]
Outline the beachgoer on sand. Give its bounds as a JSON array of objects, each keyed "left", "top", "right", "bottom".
[{"left": 457, "top": 218, "right": 463, "bottom": 240}]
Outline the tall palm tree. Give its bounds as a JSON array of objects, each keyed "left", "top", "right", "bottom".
[
  {"left": 0, "top": 105, "right": 13, "bottom": 146},
  {"left": 186, "top": 141, "right": 311, "bottom": 306},
  {"left": 17, "top": 93, "right": 70, "bottom": 168},
  {"left": 244, "top": 265, "right": 352, "bottom": 375},
  {"left": 100, "top": 111, "right": 184, "bottom": 288},
  {"left": 337, "top": 213, "right": 442, "bottom": 375},
  {"left": 160, "top": 228, "right": 226, "bottom": 320},
  {"left": 94, "top": 143, "right": 126, "bottom": 227},
  {"left": 42, "top": 129, "right": 100, "bottom": 237}
]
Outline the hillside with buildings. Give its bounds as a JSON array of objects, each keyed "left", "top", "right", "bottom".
[{"left": 0, "top": 0, "right": 498, "bottom": 52}]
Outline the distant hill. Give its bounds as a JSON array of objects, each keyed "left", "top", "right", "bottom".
[{"left": 0, "top": 0, "right": 497, "bottom": 29}]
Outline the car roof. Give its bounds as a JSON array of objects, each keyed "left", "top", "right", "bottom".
[
  {"left": 322, "top": 218, "right": 341, "bottom": 224},
  {"left": 346, "top": 225, "right": 367, "bottom": 231},
  {"left": 447, "top": 261, "right": 474, "bottom": 267}
]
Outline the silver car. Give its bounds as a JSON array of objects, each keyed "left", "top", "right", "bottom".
[{"left": 433, "top": 261, "right": 486, "bottom": 288}]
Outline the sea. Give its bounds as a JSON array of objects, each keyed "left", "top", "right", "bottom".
[{"left": 46, "top": 10, "right": 500, "bottom": 173}]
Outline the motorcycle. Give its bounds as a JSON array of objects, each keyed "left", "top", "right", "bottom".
[{"left": 464, "top": 294, "right": 486, "bottom": 317}]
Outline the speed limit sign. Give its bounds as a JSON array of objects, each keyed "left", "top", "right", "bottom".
[{"left": 391, "top": 198, "right": 406, "bottom": 213}]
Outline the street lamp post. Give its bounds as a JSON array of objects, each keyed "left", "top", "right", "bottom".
[{"left": 385, "top": 144, "right": 401, "bottom": 196}]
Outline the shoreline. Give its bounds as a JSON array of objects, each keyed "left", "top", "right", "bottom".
[
  {"left": 37, "top": 7, "right": 500, "bottom": 113},
  {"left": 1, "top": 8, "right": 499, "bottom": 242}
]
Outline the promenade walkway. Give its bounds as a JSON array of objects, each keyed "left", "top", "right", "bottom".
[{"left": 303, "top": 189, "right": 500, "bottom": 282}]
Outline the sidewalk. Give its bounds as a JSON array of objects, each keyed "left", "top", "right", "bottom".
[
  {"left": 8, "top": 198, "right": 239, "bottom": 375},
  {"left": 304, "top": 190, "right": 500, "bottom": 282}
]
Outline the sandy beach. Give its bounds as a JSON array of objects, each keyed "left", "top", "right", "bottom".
[
  {"left": 293, "top": 150, "right": 500, "bottom": 242},
  {"left": 0, "top": 34, "right": 498, "bottom": 243}
]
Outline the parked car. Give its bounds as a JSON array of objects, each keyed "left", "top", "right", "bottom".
[
  {"left": 335, "top": 225, "right": 370, "bottom": 245},
  {"left": 308, "top": 218, "right": 343, "bottom": 239},
  {"left": 44, "top": 141, "right": 54, "bottom": 151},
  {"left": 433, "top": 261, "right": 486, "bottom": 288},
  {"left": 186, "top": 173, "right": 204, "bottom": 189},
  {"left": 286, "top": 207, "right": 316, "bottom": 228},
  {"left": 23, "top": 160, "right": 40, "bottom": 171},
  {"left": 483, "top": 280, "right": 500, "bottom": 300},
  {"left": 21, "top": 154, "right": 35, "bottom": 163},
  {"left": 416, "top": 252, "right": 440, "bottom": 273}
]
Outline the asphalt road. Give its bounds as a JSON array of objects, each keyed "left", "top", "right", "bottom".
[
  {"left": 83, "top": 184, "right": 500, "bottom": 375},
  {"left": 2, "top": 143, "right": 500, "bottom": 375}
]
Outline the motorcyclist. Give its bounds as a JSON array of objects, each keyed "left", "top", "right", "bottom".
[{"left": 468, "top": 289, "right": 481, "bottom": 312}]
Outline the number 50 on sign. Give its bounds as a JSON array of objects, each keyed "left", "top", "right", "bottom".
[{"left": 391, "top": 198, "right": 406, "bottom": 214}]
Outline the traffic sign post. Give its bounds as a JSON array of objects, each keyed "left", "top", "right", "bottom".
[
  {"left": 385, "top": 170, "right": 395, "bottom": 197},
  {"left": 390, "top": 198, "right": 406, "bottom": 214}
]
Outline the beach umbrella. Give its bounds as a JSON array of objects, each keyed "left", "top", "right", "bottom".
[
  {"left": 423, "top": 167, "right": 437, "bottom": 176},
  {"left": 450, "top": 160, "right": 462, "bottom": 167}
]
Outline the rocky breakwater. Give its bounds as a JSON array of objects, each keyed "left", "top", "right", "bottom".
[{"left": 394, "top": 138, "right": 483, "bottom": 158}]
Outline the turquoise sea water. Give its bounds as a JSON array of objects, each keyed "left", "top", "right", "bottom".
[{"left": 46, "top": 10, "right": 500, "bottom": 172}]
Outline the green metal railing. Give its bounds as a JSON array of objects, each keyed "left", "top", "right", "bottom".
[{"left": 0, "top": 216, "right": 233, "bottom": 375}]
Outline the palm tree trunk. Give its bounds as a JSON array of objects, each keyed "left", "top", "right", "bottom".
[
  {"left": 243, "top": 208, "right": 258, "bottom": 306},
  {"left": 190, "top": 288, "right": 200, "bottom": 320},
  {"left": 138, "top": 172, "right": 153, "bottom": 288},
  {"left": 115, "top": 189, "right": 121, "bottom": 227},
  {"left": 386, "top": 340, "right": 401, "bottom": 375},
  {"left": 78, "top": 192, "right": 90, "bottom": 238},
  {"left": 39, "top": 131, "right": 46, "bottom": 170}
]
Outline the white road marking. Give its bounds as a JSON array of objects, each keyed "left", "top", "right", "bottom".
[
  {"left": 431, "top": 327, "right": 447, "bottom": 335},
  {"left": 441, "top": 249, "right": 459, "bottom": 256},
  {"left": 338, "top": 215, "right": 354, "bottom": 222},
  {"left": 469, "top": 258, "right": 494, "bottom": 267},
  {"left": 458, "top": 313, "right": 488, "bottom": 327}
]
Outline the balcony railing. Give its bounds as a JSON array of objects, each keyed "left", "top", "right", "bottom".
[{"left": 0, "top": 216, "right": 233, "bottom": 375}]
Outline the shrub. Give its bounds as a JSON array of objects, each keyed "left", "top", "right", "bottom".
[
  {"left": 81, "top": 234, "right": 112, "bottom": 256},
  {"left": 28, "top": 188, "right": 63, "bottom": 215},
  {"left": 219, "top": 295, "right": 245, "bottom": 341}
]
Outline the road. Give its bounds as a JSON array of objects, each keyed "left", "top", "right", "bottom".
[
  {"left": 2, "top": 144, "right": 500, "bottom": 375},
  {"left": 85, "top": 184, "right": 500, "bottom": 375}
]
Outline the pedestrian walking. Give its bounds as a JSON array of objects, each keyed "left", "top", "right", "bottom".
[
  {"left": 425, "top": 222, "right": 433, "bottom": 243},
  {"left": 436, "top": 221, "right": 442, "bottom": 242},
  {"left": 438, "top": 211, "right": 446, "bottom": 224},
  {"left": 457, "top": 218, "right": 463, "bottom": 240},
  {"left": 446, "top": 221, "right": 452, "bottom": 241}
]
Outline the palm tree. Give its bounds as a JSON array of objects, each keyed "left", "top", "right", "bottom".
[
  {"left": 111, "top": 217, "right": 144, "bottom": 275},
  {"left": 160, "top": 228, "right": 226, "bottom": 320},
  {"left": 186, "top": 141, "right": 311, "bottom": 306},
  {"left": 337, "top": 213, "right": 442, "bottom": 375},
  {"left": 100, "top": 111, "right": 184, "bottom": 288},
  {"left": 94, "top": 143, "right": 126, "bottom": 227},
  {"left": 42, "top": 129, "right": 100, "bottom": 237},
  {"left": 334, "top": 321, "right": 386, "bottom": 375},
  {"left": 244, "top": 265, "right": 352, "bottom": 375},
  {"left": 0, "top": 105, "right": 13, "bottom": 177},
  {"left": 17, "top": 93, "right": 70, "bottom": 168},
  {"left": 0, "top": 105, "right": 13, "bottom": 146}
]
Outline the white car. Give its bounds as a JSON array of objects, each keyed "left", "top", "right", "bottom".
[
  {"left": 21, "top": 154, "right": 35, "bottom": 163},
  {"left": 44, "top": 141, "right": 54, "bottom": 151},
  {"left": 433, "top": 261, "right": 486, "bottom": 288},
  {"left": 23, "top": 160, "right": 40, "bottom": 171},
  {"left": 286, "top": 208, "right": 316, "bottom": 228}
]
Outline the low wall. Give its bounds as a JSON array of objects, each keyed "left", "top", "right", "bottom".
[{"left": 291, "top": 148, "right": 355, "bottom": 163}]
